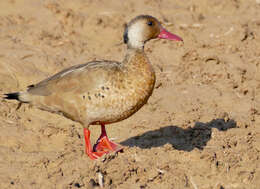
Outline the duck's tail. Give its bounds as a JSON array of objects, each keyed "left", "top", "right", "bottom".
[
  {"left": 4, "top": 92, "right": 20, "bottom": 100},
  {"left": 4, "top": 92, "right": 30, "bottom": 103}
]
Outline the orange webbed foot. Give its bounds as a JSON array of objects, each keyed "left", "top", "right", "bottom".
[
  {"left": 93, "top": 135, "right": 123, "bottom": 153},
  {"left": 84, "top": 125, "right": 123, "bottom": 160}
]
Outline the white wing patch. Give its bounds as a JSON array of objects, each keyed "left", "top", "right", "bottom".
[
  {"left": 60, "top": 69, "right": 75, "bottom": 77},
  {"left": 60, "top": 66, "right": 86, "bottom": 77}
]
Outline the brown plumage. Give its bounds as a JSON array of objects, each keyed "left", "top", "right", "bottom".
[{"left": 4, "top": 15, "right": 182, "bottom": 160}]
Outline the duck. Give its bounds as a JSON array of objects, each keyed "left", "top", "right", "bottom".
[{"left": 4, "top": 15, "right": 182, "bottom": 160}]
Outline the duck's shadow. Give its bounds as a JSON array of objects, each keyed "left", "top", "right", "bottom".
[{"left": 120, "top": 118, "right": 236, "bottom": 151}]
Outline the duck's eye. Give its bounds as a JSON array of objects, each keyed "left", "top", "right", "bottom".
[{"left": 147, "top": 21, "right": 153, "bottom": 26}]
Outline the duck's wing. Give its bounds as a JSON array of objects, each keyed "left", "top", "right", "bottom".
[{"left": 27, "top": 61, "right": 121, "bottom": 96}]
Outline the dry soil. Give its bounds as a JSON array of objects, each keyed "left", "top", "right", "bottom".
[{"left": 0, "top": 0, "right": 260, "bottom": 188}]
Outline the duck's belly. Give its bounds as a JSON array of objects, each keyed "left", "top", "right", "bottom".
[{"left": 86, "top": 85, "right": 154, "bottom": 125}]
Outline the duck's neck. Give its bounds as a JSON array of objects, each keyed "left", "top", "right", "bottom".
[
  {"left": 122, "top": 47, "right": 155, "bottom": 78},
  {"left": 123, "top": 48, "right": 146, "bottom": 67}
]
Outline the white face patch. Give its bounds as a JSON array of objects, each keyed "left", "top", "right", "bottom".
[{"left": 127, "top": 22, "right": 145, "bottom": 49}]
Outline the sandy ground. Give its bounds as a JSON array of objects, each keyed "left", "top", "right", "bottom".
[{"left": 0, "top": 0, "right": 260, "bottom": 188}]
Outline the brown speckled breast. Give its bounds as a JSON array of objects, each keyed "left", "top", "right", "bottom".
[{"left": 86, "top": 50, "right": 156, "bottom": 125}]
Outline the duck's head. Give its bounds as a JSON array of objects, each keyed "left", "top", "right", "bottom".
[{"left": 124, "top": 15, "right": 183, "bottom": 49}]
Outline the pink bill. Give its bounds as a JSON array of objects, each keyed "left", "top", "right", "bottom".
[{"left": 158, "top": 28, "right": 183, "bottom": 41}]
